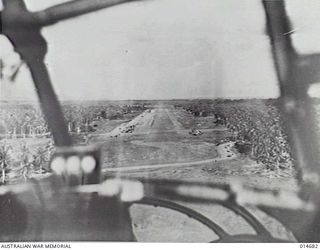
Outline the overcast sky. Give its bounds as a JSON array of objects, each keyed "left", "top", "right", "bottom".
[{"left": 1, "top": 0, "right": 320, "bottom": 101}]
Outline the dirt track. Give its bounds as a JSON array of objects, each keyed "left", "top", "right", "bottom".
[{"left": 103, "top": 141, "right": 236, "bottom": 173}]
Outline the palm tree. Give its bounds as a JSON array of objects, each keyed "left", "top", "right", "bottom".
[
  {"left": 0, "top": 144, "right": 12, "bottom": 184},
  {"left": 19, "top": 142, "right": 33, "bottom": 182},
  {"left": 34, "top": 147, "right": 47, "bottom": 173}
]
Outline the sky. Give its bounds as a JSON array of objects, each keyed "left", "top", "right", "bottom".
[{"left": 1, "top": 0, "right": 320, "bottom": 101}]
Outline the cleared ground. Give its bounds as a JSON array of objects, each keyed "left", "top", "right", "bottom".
[
  {"left": 86, "top": 104, "right": 297, "bottom": 242},
  {"left": 1, "top": 103, "right": 297, "bottom": 242}
]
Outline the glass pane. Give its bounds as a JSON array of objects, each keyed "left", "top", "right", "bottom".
[
  {"left": 286, "top": 0, "right": 320, "bottom": 54},
  {"left": 1, "top": 0, "right": 297, "bottom": 187},
  {"left": 1, "top": 0, "right": 312, "bottom": 242}
]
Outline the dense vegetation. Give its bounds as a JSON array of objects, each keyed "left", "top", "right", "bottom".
[
  {"left": 1, "top": 99, "right": 318, "bottom": 182},
  {"left": 180, "top": 99, "right": 295, "bottom": 172},
  {"left": 0, "top": 101, "right": 148, "bottom": 183},
  {"left": 0, "top": 101, "right": 148, "bottom": 139},
  {"left": 0, "top": 140, "right": 54, "bottom": 184}
]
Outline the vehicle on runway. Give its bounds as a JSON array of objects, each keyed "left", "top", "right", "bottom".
[{"left": 189, "top": 129, "right": 203, "bottom": 136}]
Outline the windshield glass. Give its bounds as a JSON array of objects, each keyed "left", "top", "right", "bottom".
[
  {"left": 0, "top": 0, "right": 307, "bottom": 185},
  {"left": 1, "top": 0, "right": 319, "bottom": 242}
]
